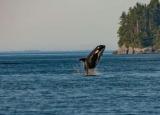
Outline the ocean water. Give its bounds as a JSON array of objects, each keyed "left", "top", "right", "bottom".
[{"left": 0, "top": 52, "right": 160, "bottom": 115}]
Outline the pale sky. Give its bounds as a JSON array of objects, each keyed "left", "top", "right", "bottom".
[{"left": 0, "top": 0, "right": 150, "bottom": 51}]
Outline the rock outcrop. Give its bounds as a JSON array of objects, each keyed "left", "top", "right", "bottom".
[{"left": 113, "top": 45, "right": 159, "bottom": 55}]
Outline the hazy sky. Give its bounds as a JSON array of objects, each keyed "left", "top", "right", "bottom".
[{"left": 0, "top": 0, "right": 151, "bottom": 51}]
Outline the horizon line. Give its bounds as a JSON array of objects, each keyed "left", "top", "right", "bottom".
[{"left": 0, "top": 49, "right": 114, "bottom": 53}]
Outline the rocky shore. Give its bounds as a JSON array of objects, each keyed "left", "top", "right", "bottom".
[{"left": 113, "top": 45, "right": 160, "bottom": 55}]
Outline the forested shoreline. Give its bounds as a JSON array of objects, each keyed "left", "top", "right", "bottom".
[{"left": 116, "top": 0, "right": 160, "bottom": 54}]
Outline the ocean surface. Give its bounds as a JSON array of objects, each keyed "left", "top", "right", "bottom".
[{"left": 0, "top": 52, "right": 160, "bottom": 115}]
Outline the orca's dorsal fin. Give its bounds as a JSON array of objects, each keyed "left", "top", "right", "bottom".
[{"left": 79, "top": 58, "right": 86, "bottom": 62}]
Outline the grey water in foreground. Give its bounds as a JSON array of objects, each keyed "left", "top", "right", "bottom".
[{"left": 0, "top": 52, "right": 160, "bottom": 115}]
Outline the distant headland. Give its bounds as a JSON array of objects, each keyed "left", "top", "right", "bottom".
[{"left": 115, "top": 0, "right": 160, "bottom": 54}]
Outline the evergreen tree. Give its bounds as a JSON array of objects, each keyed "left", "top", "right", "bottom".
[{"left": 118, "top": 0, "right": 160, "bottom": 53}]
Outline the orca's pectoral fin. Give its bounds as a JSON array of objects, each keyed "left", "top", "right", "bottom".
[{"left": 79, "top": 58, "right": 86, "bottom": 62}]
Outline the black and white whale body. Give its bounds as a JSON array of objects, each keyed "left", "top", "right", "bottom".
[{"left": 79, "top": 45, "right": 105, "bottom": 76}]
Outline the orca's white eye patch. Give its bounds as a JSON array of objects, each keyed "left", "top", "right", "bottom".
[{"left": 95, "top": 50, "right": 99, "bottom": 54}]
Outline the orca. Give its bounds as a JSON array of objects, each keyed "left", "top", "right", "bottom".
[{"left": 79, "top": 45, "right": 105, "bottom": 76}]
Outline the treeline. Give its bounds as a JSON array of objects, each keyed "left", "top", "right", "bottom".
[{"left": 118, "top": 0, "right": 160, "bottom": 54}]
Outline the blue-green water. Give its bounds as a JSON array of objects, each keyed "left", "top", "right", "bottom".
[{"left": 0, "top": 52, "right": 160, "bottom": 115}]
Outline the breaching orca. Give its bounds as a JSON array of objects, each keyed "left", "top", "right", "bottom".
[{"left": 79, "top": 45, "right": 105, "bottom": 76}]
